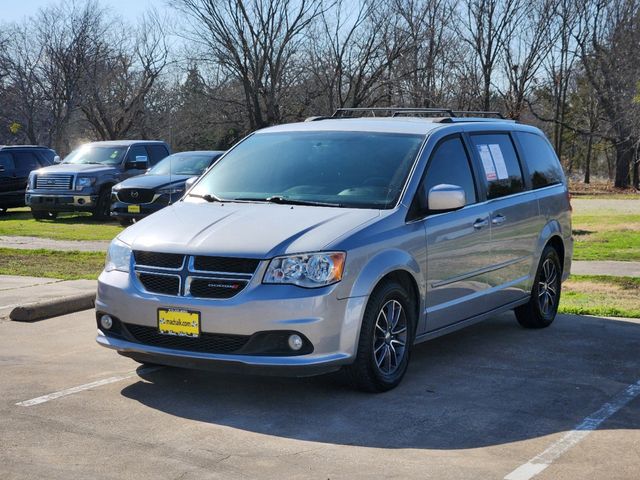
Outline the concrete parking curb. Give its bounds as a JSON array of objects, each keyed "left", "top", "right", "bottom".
[{"left": 10, "top": 292, "right": 96, "bottom": 322}]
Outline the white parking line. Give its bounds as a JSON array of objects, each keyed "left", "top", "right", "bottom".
[
  {"left": 15, "top": 366, "right": 162, "bottom": 407},
  {"left": 504, "top": 378, "right": 640, "bottom": 480}
]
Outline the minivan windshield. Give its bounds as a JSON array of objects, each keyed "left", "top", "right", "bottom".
[
  {"left": 189, "top": 131, "right": 424, "bottom": 209},
  {"left": 62, "top": 146, "right": 126, "bottom": 165},
  {"left": 149, "top": 153, "right": 214, "bottom": 176}
]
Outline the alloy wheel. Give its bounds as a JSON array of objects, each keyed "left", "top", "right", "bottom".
[
  {"left": 538, "top": 258, "right": 559, "bottom": 316},
  {"left": 373, "top": 299, "right": 408, "bottom": 375}
]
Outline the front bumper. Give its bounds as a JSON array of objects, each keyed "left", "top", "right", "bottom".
[
  {"left": 110, "top": 197, "right": 169, "bottom": 221},
  {"left": 97, "top": 332, "right": 349, "bottom": 376},
  {"left": 95, "top": 269, "right": 368, "bottom": 376},
  {"left": 26, "top": 192, "right": 97, "bottom": 211}
]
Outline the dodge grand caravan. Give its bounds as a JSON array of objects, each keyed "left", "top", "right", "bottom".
[{"left": 96, "top": 108, "right": 572, "bottom": 392}]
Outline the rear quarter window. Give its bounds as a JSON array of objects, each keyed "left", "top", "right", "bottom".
[{"left": 516, "top": 132, "right": 564, "bottom": 189}]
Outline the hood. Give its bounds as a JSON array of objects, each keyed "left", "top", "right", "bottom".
[
  {"left": 118, "top": 200, "right": 380, "bottom": 258},
  {"left": 36, "top": 163, "right": 119, "bottom": 175},
  {"left": 116, "top": 174, "right": 193, "bottom": 190}
]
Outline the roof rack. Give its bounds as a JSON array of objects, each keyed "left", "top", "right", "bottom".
[{"left": 329, "top": 107, "right": 507, "bottom": 120}]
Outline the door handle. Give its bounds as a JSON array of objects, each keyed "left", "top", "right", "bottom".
[
  {"left": 492, "top": 214, "right": 506, "bottom": 225},
  {"left": 473, "top": 218, "right": 489, "bottom": 229}
]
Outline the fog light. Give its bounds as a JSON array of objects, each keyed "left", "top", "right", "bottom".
[
  {"left": 288, "top": 334, "right": 303, "bottom": 351},
  {"left": 100, "top": 314, "right": 113, "bottom": 330}
]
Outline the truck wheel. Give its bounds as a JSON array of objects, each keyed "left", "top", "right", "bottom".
[
  {"left": 32, "top": 211, "right": 58, "bottom": 220},
  {"left": 514, "top": 245, "right": 562, "bottom": 329},
  {"left": 343, "top": 279, "right": 415, "bottom": 392},
  {"left": 93, "top": 187, "right": 111, "bottom": 220}
]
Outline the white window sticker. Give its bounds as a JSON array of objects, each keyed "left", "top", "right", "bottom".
[
  {"left": 488, "top": 144, "right": 509, "bottom": 180},
  {"left": 477, "top": 144, "right": 497, "bottom": 181}
]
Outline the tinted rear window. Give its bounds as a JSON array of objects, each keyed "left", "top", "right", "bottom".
[{"left": 517, "top": 132, "right": 564, "bottom": 189}]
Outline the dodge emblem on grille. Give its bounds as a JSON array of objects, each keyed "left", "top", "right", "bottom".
[{"left": 208, "top": 283, "right": 240, "bottom": 289}]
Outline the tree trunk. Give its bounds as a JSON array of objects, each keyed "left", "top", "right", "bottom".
[
  {"left": 614, "top": 140, "right": 633, "bottom": 188},
  {"left": 584, "top": 134, "right": 593, "bottom": 184}
]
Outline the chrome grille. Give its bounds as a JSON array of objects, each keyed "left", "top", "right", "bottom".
[
  {"left": 133, "top": 252, "right": 259, "bottom": 299},
  {"left": 35, "top": 174, "right": 73, "bottom": 190}
]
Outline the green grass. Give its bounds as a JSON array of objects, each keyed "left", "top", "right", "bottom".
[
  {"left": 0, "top": 248, "right": 105, "bottom": 280},
  {"left": 0, "top": 208, "right": 122, "bottom": 241},
  {"left": 572, "top": 200, "right": 640, "bottom": 261},
  {"left": 559, "top": 275, "right": 640, "bottom": 318}
]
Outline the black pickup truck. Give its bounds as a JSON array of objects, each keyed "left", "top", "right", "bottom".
[
  {"left": 0, "top": 145, "right": 59, "bottom": 213},
  {"left": 25, "top": 140, "right": 170, "bottom": 220}
]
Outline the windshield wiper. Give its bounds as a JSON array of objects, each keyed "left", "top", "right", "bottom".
[
  {"left": 187, "top": 193, "right": 224, "bottom": 202},
  {"left": 263, "top": 196, "right": 343, "bottom": 207}
]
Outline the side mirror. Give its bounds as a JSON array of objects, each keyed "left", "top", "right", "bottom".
[
  {"left": 185, "top": 176, "right": 198, "bottom": 191},
  {"left": 53, "top": 155, "right": 61, "bottom": 164},
  {"left": 125, "top": 155, "right": 148, "bottom": 170},
  {"left": 427, "top": 184, "right": 466, "bottom": 212}
]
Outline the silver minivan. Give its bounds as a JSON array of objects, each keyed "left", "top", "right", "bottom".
[{"left": 96, "top": 109, "right": 572, "bottom": 392}]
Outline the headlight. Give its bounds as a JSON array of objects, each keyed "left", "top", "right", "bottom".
[
  {"left": 28, "top": 172, "right": 36, "bottom": 189},
  {"left": 158, "top": 186, "right": 185, "bottom": 195},
  {"left": 104, "top": 238, "right": 131, "bottom": 273},
  {"left": 263, "top": 252, "right": 346, "bottom": 288},
  {"left": 76, "top": 176, "right": 96, "bottom": 190}
]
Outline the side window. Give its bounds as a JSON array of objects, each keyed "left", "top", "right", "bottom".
[
  {"left": 127, "top": 145, "right": 149, "bottom": 164},
  {"left": 424, "top": 136, "right": 477, "bottom": 205},
  {"left": 470, "top": 133, "right": 524, "bottom": 200},
  {"left": 37, "top": 150, "right": 56, "bottom": 166},
  {"left": 0, "top": 152, "right": 15, "bottom": 171},
  {"left": 516, "top": 132, "right": 564, "bottom": 189},
  {"left": 146, "top": 144, "right": 169, "bottom": 166},
  {"left": 12, "top": 151, "right": 41, "bottom": 174}
]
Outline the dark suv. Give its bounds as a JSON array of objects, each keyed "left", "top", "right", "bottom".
[
  {"left": 25, "top": 140, "right": 170, "bottom": 220},
  {"left": 0, "top": 145, "right": 59, "bottom": 213}
]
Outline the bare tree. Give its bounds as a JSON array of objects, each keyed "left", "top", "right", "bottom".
[
  {"left": 173, "top": 0, "right": 322, "bottom": 129},
  {"left": 577, "top": 0, "right": 640, "bottom": 188},
  {"left": 458, "top": 0, "right": 526, "bottom": 111},
  {"left": 393, "top": 0, "right": 458, "bottom": 107},
  {"left": 501, "top": 0, "right": 558, "bottom": 119},
  {"left": 80, "top": 11, "right": 169, "bottom": 140}
]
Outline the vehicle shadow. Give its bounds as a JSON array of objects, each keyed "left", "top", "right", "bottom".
[
  {"left": 3, "top": 209, "right": 117, "bottom": 224},
  {"left": 120, "top": 313, "right": 640, "bottom": 449}
]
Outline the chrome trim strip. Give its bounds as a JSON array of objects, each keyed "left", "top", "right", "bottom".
[
  {"left": 426, "top": 275, "right": 530, "bottom": 314},
  {"left": 430, "top": 255, "right": 531, "bottom": 289}
]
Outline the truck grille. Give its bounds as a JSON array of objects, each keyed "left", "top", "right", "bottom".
[
  {"left": 117, "top": 188, "right": 155, "bottom": 204},
  {"left": 124, "top": 323, "right": 249, "bottom": 353},
  {"left": 35, "top": 174, "right": 73, "bottom": 190},
  {"left": 133, "top": 251, "right": 259, "bottom": 299}
]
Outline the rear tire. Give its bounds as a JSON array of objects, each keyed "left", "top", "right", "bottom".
[
  {"left": 515, "top": 245, "right": 562, "bottom": 329},
  {"left": 31, "top": 210, "right": 58, "bottom": 220},
  {"left": 343, "top": 279, "right": 416, "bottom": 392}
]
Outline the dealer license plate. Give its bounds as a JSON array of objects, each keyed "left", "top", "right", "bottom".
[{"left": 158, "top": 308, "right": 200, "bottom": 337}]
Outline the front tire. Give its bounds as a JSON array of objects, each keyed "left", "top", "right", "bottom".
[
  {"left": 93, "top": 187, "right": 111, "bottom": 220},
  {"left": 344, "top": 280, "right": 416, "bottom": 392},
  {"left": 515, "top": 245, "right": 562, "bottom": 329}
]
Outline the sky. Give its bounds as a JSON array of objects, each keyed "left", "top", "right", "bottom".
[{"left": 0, "top": 0, "right": 164, "bottom": 23}]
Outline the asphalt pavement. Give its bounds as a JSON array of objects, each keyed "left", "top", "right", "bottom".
[{"left": 1, "top": 309, "right": 639, "bottom": 479}]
